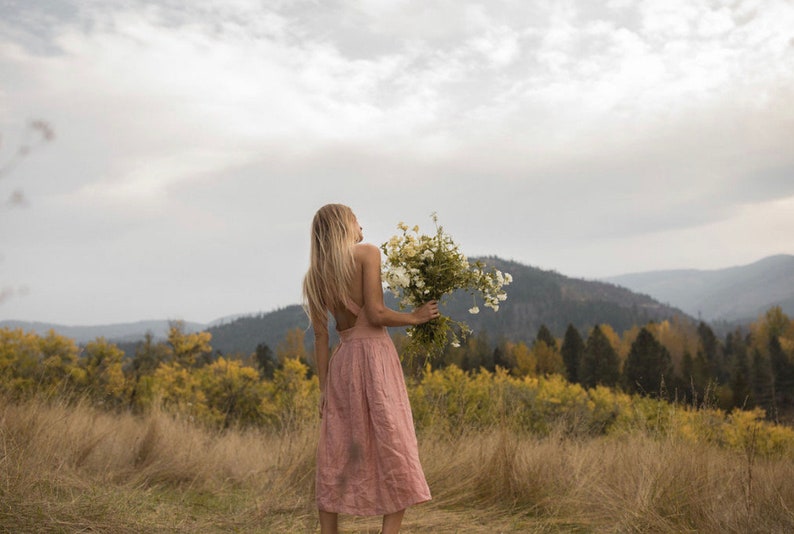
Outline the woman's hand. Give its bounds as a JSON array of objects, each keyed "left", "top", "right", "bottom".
[{"left": 411, "top": 300, "right": 440, "bottom": 325}]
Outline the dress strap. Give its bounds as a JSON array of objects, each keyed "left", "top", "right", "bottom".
[{"left": 344, "top": 297, "right": 362, "bottom": 316}]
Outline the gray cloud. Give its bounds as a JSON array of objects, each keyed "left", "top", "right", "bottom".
[{"left": 1, "top": 0, "right": 793, "bottom": 324}]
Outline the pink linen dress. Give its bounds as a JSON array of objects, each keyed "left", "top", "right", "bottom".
[{"left": 316, "top": 299, "right": 431, "bottom": 516}]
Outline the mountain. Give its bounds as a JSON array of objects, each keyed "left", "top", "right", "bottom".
[
  {"left": 0, "top": 319, "right": 206, "bottom": 344},
  {"left": 0, "top": 256, "right": 692, "bottom": 355},
  {"left": 204, "top": 257, "right": 688, "bottom": 356},
  {"left": 205, "top": 305, "right": 310, "bottom": 356},
  {"left": 602, "top": 254, "right": 794, "bottom": 323}
]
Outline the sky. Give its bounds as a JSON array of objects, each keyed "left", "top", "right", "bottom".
[{"left": 1, "top": 0, "right": 793, "bottom": 326}]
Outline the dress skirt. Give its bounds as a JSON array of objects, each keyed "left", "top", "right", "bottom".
[{"left": 316, "top": 323, "right": 431, "bottom": 516}]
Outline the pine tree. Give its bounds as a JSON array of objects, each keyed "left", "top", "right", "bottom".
[
  {"left": 730, "top": 346, "right": 751, "bottom": 409},
  {"left": 561, "top": 323, "right": 584, "bottom": 384},
  {"left": 535, "top": 324, "right": 558, "bottom": 351},
  {"left": 693, "top": 350, "right": 709, "bottom": 397},
  {"left": 623, "top": 327, "right": 673, "bottom": 397},
  {"left": 679, "top": 350, "right": 695, "bottom": 403},
  {"left": 493, "top": 345, "right": 515, "bottom": 372},
  {"left": 581, "top": 325, "right": 620, "bottom": 388},
  {"left": 697, "top": 322, "right": 724, "bottom": 382},
  {"left": 751, "top": 347, "right": 775, "bottom": 420},
  {"left": 254, "top": 343, "right": 276, "bottom": 379},
  {"left": 769, "top": 335, "right": 794, "bottom": 408},
  {"left": 724, "top": 329, "right": 750, "bottom": 409}
]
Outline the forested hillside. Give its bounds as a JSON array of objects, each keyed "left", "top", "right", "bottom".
[
  {"left": 4, "top": 256, "right": 793, "bottom": 420},
  {"left": 1, "top": 292, "right": 793, "bottom": 424},
  {"left": 206, "top": 305, "right": 309, "bottom": 357},
  {"left": 206, "top": 256, "right": 686, "bottom": 356}
]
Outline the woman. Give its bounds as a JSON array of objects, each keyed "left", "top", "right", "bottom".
[{"left": 303, "top": 204, "right": 439, "bottom": 534}]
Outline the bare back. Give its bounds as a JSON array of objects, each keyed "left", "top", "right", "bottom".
[{"left": 331, "top": 244, "right": 367, "bottom": 332}]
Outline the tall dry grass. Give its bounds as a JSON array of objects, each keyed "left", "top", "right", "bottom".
[
  {"left": 0, "top": 397, "right": 317, "bottom": 533},
  {"left": 421, "top": 427, "right": 794, "bottom": 533},
  {"left": 2, "top": 397, "right": 793, "bottom": 532}
]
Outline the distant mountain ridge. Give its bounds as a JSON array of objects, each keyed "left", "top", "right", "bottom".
[
  {"left": 7, "top": 255, "right": 789, "bottom": 355},
  {"left": 0, "top": 257, "right": 688, "bottom": 354},
  {"left": 0, "top": 320, "right": 207, "bottom": 344},
  {"left": 205, "top": 257, "right": 688, "bottom": 356},
  {"left": 602, "top": 254, "right": 794, "bottom": 322}
]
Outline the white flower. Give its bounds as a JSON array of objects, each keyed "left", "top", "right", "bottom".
[
  {"left": 379, "top": 215, "right": 509, "bottom": 359},
  {"left": 391, "top": 266, "right": 410, "bottom": 287}
]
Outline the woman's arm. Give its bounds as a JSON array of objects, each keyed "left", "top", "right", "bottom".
[
  {"left": 312, "top": 320, "right": 330, "bottom": 413},
  {"left": 355, "top": 243, "right": 439, "bottom": 327}
]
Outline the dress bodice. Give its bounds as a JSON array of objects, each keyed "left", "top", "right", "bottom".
[{"left": 336, "top": 298, "right": 385, "bottom": 341}]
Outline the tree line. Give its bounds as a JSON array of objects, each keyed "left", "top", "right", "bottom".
[
  {"left": 2, "top": 306, "right": 793, "bottom": 426},
  {"left": 414, "top": 306, "right": 794, "bottom": 422},
  {"left": 0, "top": 322, "right": 314, "bottom": 429}
]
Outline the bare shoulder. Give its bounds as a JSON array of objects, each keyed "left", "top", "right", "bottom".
[{"left": 353, "top": 243, "right": 381, "bottom": 263}]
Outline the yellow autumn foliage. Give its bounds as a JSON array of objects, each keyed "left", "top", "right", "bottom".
[
  {"left": 82, "top": 338, "right": 129, "bottom": 407},
  {"left": 263, "top": 357, "right": 319, "bottom": 429},
  {"left": 1, "top": 325, "right": 793, "bottom": 459}
]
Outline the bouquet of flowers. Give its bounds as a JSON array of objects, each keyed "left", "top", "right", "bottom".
[{"left": 380, "top": 213, "right": 511, "bottom": 362}]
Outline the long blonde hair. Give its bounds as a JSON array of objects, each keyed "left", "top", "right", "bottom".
[{"left": 302, "top": 204, "right": 358, "bottom": 328}]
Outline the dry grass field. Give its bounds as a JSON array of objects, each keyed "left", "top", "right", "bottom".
[{"left": 2, "top": 397, "right": 794, "bottom": 533}]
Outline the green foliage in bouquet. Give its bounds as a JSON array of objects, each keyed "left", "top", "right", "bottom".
[{"left": 381, "top": 214, "right": 511, "bottom": 363}]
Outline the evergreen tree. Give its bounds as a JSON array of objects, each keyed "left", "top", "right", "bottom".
[
  {"left": 478, "top": 330, "right": 495, "bottom": 372},
  {"left": 492, "top": 345, "right": 514, "bottom": 372},
  {"left": 623, "top": 327, "right": 673, "bottom": 397},
  {"left": 459, "top": 331, "right": 492, "bottom": 372},
  {"left": 769, "top": 335, "right": 794, "bottom": 407},
  {"left": 254, "top": 342, "right": 276, "bottom": 379},
  {"left": 731, "top": 351, "right": 755, "bottom": 409},
  {"left": 697, "top": 322, "right": 724, "bottom": 382},
  {"left": 751, "top": 347, "right": 775, "bottom": 419},
  {"left": 535, "top": 324, "right": 558, "bottom": 351},
  {"left": 581, "top": 325, "right": 620, "bottom": 388},
  {"left": 725, "top": 329, "right": 755, "bottom": 409},
  {"left": 693, "top": 350, "right": 709, "bottom": 398},
  {"left": 459, "top": 350, "right": 473, "bottom": 373},
  {"left": 678, "top": 350, "right": 695, "bottom": 402},
  {"left": 561, "top": 323, "right": 584, "bottom": 384}
]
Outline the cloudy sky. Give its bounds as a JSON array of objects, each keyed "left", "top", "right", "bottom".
[{"left": 1, "top": 0, "right": 793, "bottom": 326}]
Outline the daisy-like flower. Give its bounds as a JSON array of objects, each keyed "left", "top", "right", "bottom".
[{"left": 380, "top": 213, "right": 510, "bottom": 363}]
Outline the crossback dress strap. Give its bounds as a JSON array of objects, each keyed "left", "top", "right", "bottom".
[{"left": 344, "top": 297, "right": 362, "bottom": 316}]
